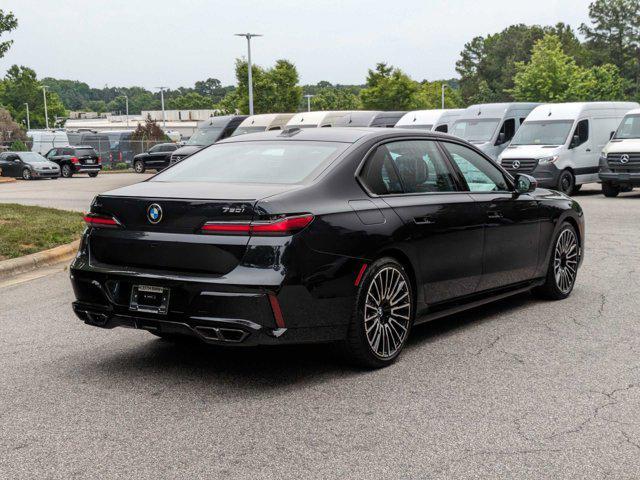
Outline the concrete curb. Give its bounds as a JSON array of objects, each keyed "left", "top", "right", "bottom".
[
  {"left": 0, "top": 239, "right": 80, "bottom": 280},
  {"left": 0, "top": 177, "right": 17, "bottom": 183}
]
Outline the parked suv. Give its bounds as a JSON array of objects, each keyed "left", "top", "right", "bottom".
[
  {"left": 132, "top": 143, "right": 178, "bottom": 173},
  {"left": 45, "top": 146, "right": 102, "bottom": 178}
]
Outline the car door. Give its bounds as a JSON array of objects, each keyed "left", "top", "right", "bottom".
[
  {"left": 360, "top": 139, "right": 485, "bottom": 304},
  {"left": 441, "top": 141, "right": 541, "bottom": 291},
  {"left": 3, "top": 154, "right": 22, "bottom": 177},
  {"left": 0, "top": 153, "right": 10, "bottom": 176},
  {"left": 146, "top": 145, "right": 165, "bottom": 167},
  {"left": 568, "top": 119, "right": 593, "bottom": 181}
]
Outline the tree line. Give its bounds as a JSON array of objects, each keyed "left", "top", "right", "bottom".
[{"left": 1, "top": 0, "right": 640, "bottom": 132}]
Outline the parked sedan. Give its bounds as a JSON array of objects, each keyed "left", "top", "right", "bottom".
[
  {"left": 71, "top": 128, "right": 584, "bottom": 368},
  {"left": 0, "top": 151, "right": 60, "bottom": 180},
  {"left": 132, "top": 143, "right": 178, "bottom": 173}
]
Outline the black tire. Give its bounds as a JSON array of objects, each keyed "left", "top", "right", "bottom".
[
  {"left": 557, "top": 169, "right": 576, "bottom": 195},
  {"left": 533, "top": 222, "right": 579, "bottom": 300},
  {"left": 61, "top": 164, "right": 73, "bottom": 178},
  {"left": 134, "top": 160, "right": 146, "bottom": 174},
  {"left": 572, "top": 184, "right": 582, "bottom": 193},
  {"left": 88, "top": 172, "right": 99, "bottom": 178},
  {"left": 602, "top": 182, "right": 620, "bottom": 197},
  {"left": 341, "top": 257, "right": 414, "bottom": 369},
  {"left": 22, "top": 168, "right": 32, "bottom": 180}
]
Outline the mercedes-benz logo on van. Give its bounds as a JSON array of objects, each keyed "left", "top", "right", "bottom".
[
  {"left": 512, "top": 160, "right": 521, "bottom": 169},
  {"left": 147, "top": 204, "right": 163, "bottom": 224},
  {"left": 620, "top": 154, "right": 630, "bottom": 164}
]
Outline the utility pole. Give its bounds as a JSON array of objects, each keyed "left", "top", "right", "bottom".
[
  {"left": 234, "top": 33, "right": 262, "bottom": 115},
  {"left": 42, "top": 85, "right": 49, "bottom": 129},
  {"left": 441, "top": 83, "right": 448, "bottom": 109},
  {"left": 123, "top": 94, "right": 129, "bottom": 127},
  {"left": 156, "top": 87, "right": 167, "bottom": 128},
  {"left": 24, "top": 103, "right": 30, "bottom": 130},
  {"left": 303, "top": 94, "right": 315, "bottom": 112}
]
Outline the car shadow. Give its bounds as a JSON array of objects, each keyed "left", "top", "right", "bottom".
[{"left": 74, "top": 292, "right": 537, "bottom": 394}]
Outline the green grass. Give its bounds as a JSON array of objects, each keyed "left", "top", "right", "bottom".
[{"left": 0, "top": 204, "right": 84, "bottom": 260}]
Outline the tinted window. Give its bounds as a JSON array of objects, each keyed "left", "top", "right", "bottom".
[
  {"left": 148, "top": 145, "right": 163, "bottom": 153},
  {"left": 572, "top": 119, "right": 589, "bottom": 146},
  {"left": 497, "top": 119, "right": 516, "bottom": 144},
  {"left": 75, "top": 148, "right": 96, "bottom": 157},
  {"left": 162, "top": 144, "right": 177, "bottom": 152},
  {"left": 231, "top": 126, "right": 267, "bottom": 136},
  {"left": 442, "top": 142, "right": 509, "bottom": 192},
  {"left": 152, "top": 141, "right": 346, "bottom": 184},
  {"left": 186, "top": 127, "right": 223, "bottom": 146},
  {"left": 435, "top": 124, "right": 448, "bottom": 133},
  {"left": 361, "top": 140, "right": 458, "bottom": 194}
]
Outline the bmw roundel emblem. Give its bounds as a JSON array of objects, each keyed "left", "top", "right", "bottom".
[{"left": 147, "top": 204, "right": 163, "bottom": 224}]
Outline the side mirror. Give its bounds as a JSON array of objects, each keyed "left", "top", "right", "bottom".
[
  {"left": 496, "top": 132, "right": 506, "bottom": 145},
  {"left": 514, "top": 174, "right": 537, "bottom": 194},
  {"left": 569, "top": 135, "right": 580, "bottom": 149}
]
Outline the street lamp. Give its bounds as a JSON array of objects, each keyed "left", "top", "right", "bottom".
[
  {"left": 120, "top": 94, "right": 129, "bottom": 127},
  {"left": 303, "top": 94, "right": 315, "bottom": 112},
  {"left": 42, "top": 85, "right": 49, "bottom": 129},
  {"left": 441, "top": 83, "right": 448, "bottom": 109},
  {"left": 234, "top": 33, "right": 262, "bottom": 115},
  {"left": 24, "top": 103, "right": 30, "bottom": 131},
  {"left": 155, "top": 87, "right": 167, "bottom": 128}
]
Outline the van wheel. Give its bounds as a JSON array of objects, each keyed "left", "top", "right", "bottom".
[
  {"left": 602, "top": 182, "right": 620, "bottom": 197},
  {"left": 533, "top": 223, "right": 579, "bottom": 300},
  {"left": 341, "top": 257, "right": 414, "bottom": 369},
  {"left": 22, "top": 168, "right": 32, "bottom": 180},
  {"left": 134, "top": 161, "right": 145, "bottom": 173},
  {"left": 61, "top": 164, "right": 73, "bottom": 178},
  {"left": 557, "top": 169, "right": 576, "bottom": 195}
]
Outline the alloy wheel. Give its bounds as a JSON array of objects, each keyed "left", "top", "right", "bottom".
[
  {"left": 364, "top": 266, "right": 411, "bottom": 359},
  {"left": 22, "top": 169, "right": 31, "bottom": 180},
  {"left": 553, "top": 228, "right": 578, "bottom": 294}
]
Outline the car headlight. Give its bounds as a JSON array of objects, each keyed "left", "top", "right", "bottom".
[{"left": 538, "top": 155, "right": 559, "bottom": 164}]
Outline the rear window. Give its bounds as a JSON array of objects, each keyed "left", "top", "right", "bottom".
[
  {"left": 75, "top": 148, "right": 96, "bottom": 157},
  {"left": 152, "top": 141, "right": 347, "bottom": 184}
]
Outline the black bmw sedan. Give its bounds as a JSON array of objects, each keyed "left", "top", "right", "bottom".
[{"left": 71, "top": 128, "right": 584, "bottom": 368}]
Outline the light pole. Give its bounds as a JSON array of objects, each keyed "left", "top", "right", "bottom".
[
  {"left": 156, "top": 87, "right": 167, "bottom": 128},
  {"left": 441, "top": 83, "right": 448, "bottom": 109},
  {"left": 303, "top": 94, "right": 315, "bottom": 112},
  {"left": 234, "top": 33, "right": 262, "bottom": 115},
  {"left": 121, "top": 94, "right": 129, "bottom": 127},
  {"left": 42, "top": 85, "right": 49, "bottom": 129},
  {"left": 24, "top": 103, "right": 30, "bottom": 131}
]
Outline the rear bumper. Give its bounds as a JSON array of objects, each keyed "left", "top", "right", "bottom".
[{"left": 74, "top": 165, "right": 102, "bottom": 173}]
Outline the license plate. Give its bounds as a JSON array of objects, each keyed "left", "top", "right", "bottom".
[
  {"left": 130, "top": 285, "right": 170, "bottom": 314},
  {"left": 86, "top": 159, "right": 94, "bottom": 164}
]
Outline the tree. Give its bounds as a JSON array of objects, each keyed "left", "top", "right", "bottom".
[
  {"left": 0, "top": 65, "right": 66, "bottom": 128},
  {"left": 510, "top": 34, "right": 629, "bottom": 102},
  {"left": 0, "top": 9, "right": 18, "bottom": 59},
  {"left": 360, "top": 63, "right": 420, "bottom": 110},
  {"left": 456, "top": 23, "right": 588, "bottom": 103},
  {"left": 166, "top": 92, "right": 215, "bottom": 110},
  {"left": 414, "top": 80, "right": 463, "bottom": 109},
  {"left": 0, "top": 108, "right": 26, "bottom": 143},
  {"left": 580, "top": 0, "right": 640, "bottom": 89},
  {"left": 309, "top": 86, "right": 361, "bottom": 111},
  {"left": 130, "top": 115, "right": 168, "bottom": 153}
]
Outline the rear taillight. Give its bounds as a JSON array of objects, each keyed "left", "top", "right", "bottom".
[
  {"left": 70, "top": 157, "right": 79, "bottom": 164},
  {"left": 201, "top": 214, "right": 313, "bottom": 236},
  {"left": 98, "top": 156, "right": 102, "bottom": 164},
  {"left": 83, "top": 213, "right": 121, "bottom": 228},
  {"left": 118, "top": 152, "right": 122, "bottom": 162}
]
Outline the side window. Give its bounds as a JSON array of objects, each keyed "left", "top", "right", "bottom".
[
  {"left": 571, "top": 119, "right": 589, "bottom": 147},
  {"left": 519, "top": 117, "right": 527, "bottom": 126},
  {"left": 63, "top": 148, "right": 74, "bottom": 156},
  {"left": 435, "top": 124, "right": 448, "bottom": 133},
  {"left": 149, "top": 145, "right": 162, "bottom": 153},
  {"left": 45, "top": 149, "right": 56, "bottom": 158},
  {"left": 442, "top": 142, "right": 509, "bottom": 192},
  {"left": 360, "top": 140, "right": 458, "bottom": 195},
  {"left": 496, "top": 118, "right": 516, "bottom": 145}
]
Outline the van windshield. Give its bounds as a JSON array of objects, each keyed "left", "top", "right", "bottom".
[
  {"left": 185, "top": 127, "right": 224, "bottom": 146},
  {"left": 614, "top": 114, "right": 640, "bottom": 139},
  {"left": 451, "top": 119, "right": 500, "bottom": 142},
  {"left": 231, "top": 126, "right": 266, "bottom": 136},
  {"left": 151, "top": 141, "right": 347, "bottom": 184},
  {"left": 511, "top": 120, "right": 574, "bottom": 146},
  {"left": 398, "top": 124, "right": 433, "bottom": 130}
]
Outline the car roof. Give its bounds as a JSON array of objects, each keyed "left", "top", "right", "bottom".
[{"left": 217, "top": 126, "right": 461, "bottom": 144}]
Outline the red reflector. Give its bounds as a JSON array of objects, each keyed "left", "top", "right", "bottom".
[
  {"left": 268, "top": 293, "right": 286, "bottom": 328},
  {"left": 70, "top": 157, "right": 79, "bottom": 164},
  {"left": 83, "top": 214, "right": 119, "bottom": 227},
  {"left": 201, "top": 214, "right": 314, "bottom": 236},
  {"left": 354, "top": 263, "right": 368, "bottom": 286},
  {"left": 118, "top": 152, "right": 122, "bottom": 162}
]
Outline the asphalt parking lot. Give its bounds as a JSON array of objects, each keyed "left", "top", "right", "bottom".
[
  {"left": 1, "top": 184, "right": 640, "bottom": 479},
  {"left": 0, "top": 173, "right": 152, "bottom": 211}
]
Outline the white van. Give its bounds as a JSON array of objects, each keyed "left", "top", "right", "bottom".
[
  {"left": 451, "top": 103, "right": 540, "bottom": 160},
  {"left": 498, "top": 102, "right": 639, "bottom": 195},
  {"left": 231, "top": 113, "right": 295, "bottom": 136},
  {"left": 27, "top": 130, "right": 69, "bottom": 155},
  {"left": 286, "top": 111, "right": 354, "bottom": 129},
  {"left": 395, "top": 109, "right": 465, "bottom": 133},
  {"left": 598, "top": 108, "right": 640, "bottom": 197}
]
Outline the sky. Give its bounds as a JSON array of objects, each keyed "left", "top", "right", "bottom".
[{"left": 1, "top": 0, "right": 594, "bottom": 90}]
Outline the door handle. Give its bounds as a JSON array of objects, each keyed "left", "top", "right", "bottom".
[
  {"left": 487, "top": 211, "right": 503, "bottom": 220},
  {"left": 414, "top": 216, "right": 436, "bottom": 225},
  {"left": 586, "top": 148, "right": 591, "bottom": 152}
]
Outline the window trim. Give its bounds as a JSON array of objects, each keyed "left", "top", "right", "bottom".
[
  {"left": 355, "top": 137, "right": 469, "bottom": 198},
  {"left": 437, "top": 140, "right": 516, "bottom": 194}
]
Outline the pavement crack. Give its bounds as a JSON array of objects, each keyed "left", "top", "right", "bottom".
[
  {"left": 621, "top": 431, "right": 640, "bottom": 451},
  {"left": 474, "top": 334, "right": 502, "bottom": 356}
]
